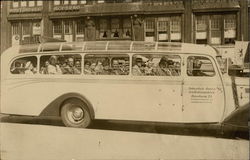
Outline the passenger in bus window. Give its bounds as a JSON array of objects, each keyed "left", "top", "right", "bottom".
[
  {"left": 119, "top": 61, "right": 128, "bottom": 75},
  {"left": 47, "top": 56, "right": 62, "bottom": 74},
  {"left": 174, "top": 62, "right": 181, "bottom": 75},
  {"left": 90, "top": 62, "right": 97, "bottom": 75},
  {"left": 24, "top": 61, "right": 36, "bottom": 74},
  {"left": 84, "top": 61, "right": 92, "bottom": 75},
  {"left": 11, "top": 62, "right": 24, "bottom": 74},
  {"left": 101, "top": 61, "right": 111, "bottom": 75},
  {"left": 144, "top": 60, "right": 154, "bottom": 76},
  {"left": 64, "top": 58, "right": 81, "bottom": 75},
  {"left": 40, "top": 61, "right": 49, "bottom": 74},
  {"left": 111, "top": 60, "right": 119, "bottom": 75},
  {"left": 167, "top": 60, "right": 179, "bottom": 76},
  {"left": 155, "top": 57, "right": 171, "bottom": 76},
  {"left": 132, "top": 58, "right": 144, "bottom": 76},
  {"left": 95, "top": 61, "right": 104, "bottom": 75},
  {"left": 192, "top": 59, "right": 209, "bottom": 76},
  {"left": 59, "top": 59, "right": 68, "bottom": 74},
  {"left": 75, "top": 60, "right": 81, "bottom": 72}
]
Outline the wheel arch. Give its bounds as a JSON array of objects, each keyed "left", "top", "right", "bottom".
[{"left": 39, "top": 92, "right": 95, "bottom": 119}]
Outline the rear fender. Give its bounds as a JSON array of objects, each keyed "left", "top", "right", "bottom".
[{"left": 39, "top": 92, "right": 95, "bottom": 119}]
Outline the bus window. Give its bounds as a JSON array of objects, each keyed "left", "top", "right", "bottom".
[
  {"left": 10, "top": 56, "right": 37, "bottom": 74},
  {"left": 132, "top": 54, "right": 181, "bottom": 76},
  {"left": 84, "top": 54, "right": 129, "bottom": 75},
  {"left": 40, "top": 54, "right": 81, "bottom": 75},
  {"left": 187, "top": 56, "right": 215, "bottom": 77}
]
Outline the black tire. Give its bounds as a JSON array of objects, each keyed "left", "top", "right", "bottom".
[{"left": 61, "top": 99, "right": 91, "bottom": 128}]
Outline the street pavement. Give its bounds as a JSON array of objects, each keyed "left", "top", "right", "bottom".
[{"left": 0, "top": 118, "right": 249, "bottom": 160}]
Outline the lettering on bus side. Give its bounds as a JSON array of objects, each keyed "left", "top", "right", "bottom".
[{"left": 186, "top": 56, "right": 217, "bottom": 104}]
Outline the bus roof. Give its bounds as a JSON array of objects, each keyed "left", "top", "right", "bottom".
[{"left": 16, "top": 41, "right": 217, "bottom": 55}]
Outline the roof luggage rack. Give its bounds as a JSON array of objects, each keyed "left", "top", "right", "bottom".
[{"left": 19, "top": 41, "right": 184, "bottom": 53}]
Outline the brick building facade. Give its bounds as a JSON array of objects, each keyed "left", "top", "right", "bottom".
[{"left": 1, "top": 0, "right": 249, "bottom": 53}]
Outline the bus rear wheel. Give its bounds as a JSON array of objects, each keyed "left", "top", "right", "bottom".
[{"left": 61, "top": 99, "right": 91, "bottom": 128}]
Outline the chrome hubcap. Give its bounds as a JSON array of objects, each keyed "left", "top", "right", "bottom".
[
  {"left": 67, "top": 106, "right": 84, "bottom": 123},
  {"left": 72, "top": 108, "right": 84, "bottom": 121}
]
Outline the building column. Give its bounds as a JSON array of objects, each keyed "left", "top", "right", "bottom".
[
  {"left": 1, "top": 1, "right": 12, "bottom": 53},
  {"left": 42, "top": 1, "right": 53, "bottom": 38},
  {"left": 183, "top": 0, "right": 193, "bottom": 43},
  {"left": 240, "top": 0, "right": 248, "bottom": 41}
]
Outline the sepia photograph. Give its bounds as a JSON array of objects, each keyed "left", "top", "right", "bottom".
[{"left": 0, "top": 0, "right": 249, "bottom": 159}]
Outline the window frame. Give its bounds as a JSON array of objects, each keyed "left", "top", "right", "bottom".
[
  {"left": 131, "top": 53, "right": 182, "bottom": 77},
  {"left": 83, "top": 53, "right": 130, "bottom": 76},
  {"left": 10, "top": 55, "right": 38, "bottom": 75},
  {"left": 186, "top": 55, "right": 216, "bottom": 77},
  {"left": 39, "top": 53, "right": 83, "bottom": 75}
]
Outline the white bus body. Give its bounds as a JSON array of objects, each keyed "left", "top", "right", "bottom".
[{"left": 1, "top": 41, "right": 249, "bottom": 128}]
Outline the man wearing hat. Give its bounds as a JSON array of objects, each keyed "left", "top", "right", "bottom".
[
  {"left": 132, "top": 58, "right": 144, "bottom": 76},
  {"left": 64, "top": 57, "right": 80, "bottom": 74},
  {"left": 155, "top": 57, "right": 171, "bottom": 76}
]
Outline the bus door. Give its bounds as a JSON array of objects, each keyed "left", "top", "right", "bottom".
[{"left": 182, "top": 55, "right": 225, "bottom": 123}]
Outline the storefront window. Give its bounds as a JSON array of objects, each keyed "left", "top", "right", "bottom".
[
  {"left": 76, "top": 20, "right": 85, "bottom": 42},
  {"left": 145, "top": 18, "right": 155, "bottom": 42},
  {"left": 123, "top": 18, "right": 131, "bottom": 38},
  {"left": 76, "top": 20, "right": 84, "bottom": 34},
  {"left": 111, "top": 18, "right": 120, "bottom": 38},
  {"left": 53, "top": 21, "right": 63, "bottom": 39},
  {"left": 22, "top": 22, "right": 31, "bottom": 36},
  {"left": 210, "top": 15, "right": 221, "bottom": 45},
  {"left": 99, "top": 19, "right": 109, "bottom": 39},
  {"left": 22, "top": 22, "right": 31, "bottom": 44},
  {"left": 98, "top": 17, "right": 131, "bottom": 40},
  {"left": 195, "top": 15, "right": 208, "bottom": 44},
  {"left": 144, "top": 16, "right": 182, "bottom": 42},
  {"left": 170, "top": 16, "right": 181, "bottom": 42},
  {"left": 195, "top": 14, "right": 237, "bottom": 45},
  {"left": 12, "top": 23, "right": 20, "bottom": 46},
  {"left": 158, "top": 17, "right": 169, "bottom": 42},
  {"left": 224, "top": 14, "right": 236, "bottom": 44},
  {"left": 12, "top": 23, "right": 19, "bottom": 35},
  {"left": 64, "top": 20, "right": 73, "bottom": 34}
]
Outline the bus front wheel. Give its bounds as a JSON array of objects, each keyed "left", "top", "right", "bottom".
[{"left": 61, "top": 99, "right": 91, "bottom": 128}]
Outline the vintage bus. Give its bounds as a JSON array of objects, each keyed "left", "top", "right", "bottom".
[{"left": 1, "top": 41, "right": 249, "bottom": 129}]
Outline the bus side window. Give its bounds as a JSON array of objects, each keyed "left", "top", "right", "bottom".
[
  {"left": 40, "top": 54, "right": 81, "bottom": 75},
  {"left": 10, "top": 56, "right": 37, "bottom": 74},
  {"left": 187, "top": 56, "right": 215, "bottom": 77},
  {"left": 132, "top": 54, "right": 181, "bottom": 76},
  {"left": 84, "top": 54, "right": 129, "bottom": 75}
]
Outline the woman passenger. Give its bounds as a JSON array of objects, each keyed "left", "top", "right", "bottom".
[
  {"left": 84, "top": 61, "right": 92, "bottom": 75},
  {"left": 24, "top": 61, "right": 36, "bottom": 74},
  {"left": 47, "top": 56, "right": 62, "bottom": 74}
]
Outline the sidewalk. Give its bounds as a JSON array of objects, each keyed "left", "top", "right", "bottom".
[{"left": 0, "top": 122, "right": 248, "bottom": 160}]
